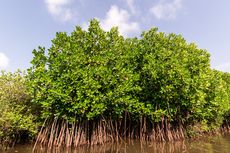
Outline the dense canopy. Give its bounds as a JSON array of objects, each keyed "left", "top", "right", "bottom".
[
  {"left": 28, "top": 19, "right": 230, "bottom": 125},
  {"left": 1, "top": 19, "right": 229, "bottom": 148}
]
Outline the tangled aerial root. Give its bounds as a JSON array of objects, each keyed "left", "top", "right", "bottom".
[{"left": 33, "top": 116, "right": 185, "bottom": 151}]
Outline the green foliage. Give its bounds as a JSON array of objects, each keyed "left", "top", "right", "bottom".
[
  {"left": 28, "top": 20, "right": 141, "bottom": 120},
  {"left": 28, "top": 19, "right": 230, "bottom": 133},
  {"left": 221, "top": 72, "right": 230, "bottom": 122},
  {"left": 139, "top": 29, "right": 211, "bottom": 123},
  {"left": 0, "top": 71, "right": 37, "bottom": 144}
]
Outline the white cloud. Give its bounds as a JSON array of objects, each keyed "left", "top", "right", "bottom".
[
  {"left": 214, "top": 62, "right": 230, "bottom": 72},
  {"left": 124, "top": 0, "right": 136, "bottom": 14},
  {"left": 82, "top": 5, "right": 140, "bottom": 37},
  {"left": 0, "top": 53, "right": 9, "bottom": 69},
  {"left": 150, "top": 0, "right": 184, "bottom": 20},
  {"left": 45, "top": 0, "right": 75, "bottom": 22},
  {"left": 100, "top": 5, "right": 140, "bottom": 37}
]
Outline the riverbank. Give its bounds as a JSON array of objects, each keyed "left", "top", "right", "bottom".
[{"left": 0, "top": 123, "right": 229, "bottom": 152}]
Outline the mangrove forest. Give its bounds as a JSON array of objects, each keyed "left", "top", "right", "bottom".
[{"left": 0, "top": 19, "right": 230, "bottom": 149}]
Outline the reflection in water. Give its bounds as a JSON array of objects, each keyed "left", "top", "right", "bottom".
[
  {"left": 3, "top": 134, "right": 230, "bottom": 153},
  {"left": 187, "top": 134, "right": 230, "bottom": 153}
]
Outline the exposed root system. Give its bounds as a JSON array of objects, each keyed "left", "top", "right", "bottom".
[{"left": 34, "top": 116, "right": 185, "bottom": 149}]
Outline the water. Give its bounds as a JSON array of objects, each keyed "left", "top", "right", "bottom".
[{"left": 3, "top": 134, "right": 230, "bottom": 153}]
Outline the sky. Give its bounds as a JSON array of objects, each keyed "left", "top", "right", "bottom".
[{"left": 0, "top": 0, "right": 230, "bottom": 72}]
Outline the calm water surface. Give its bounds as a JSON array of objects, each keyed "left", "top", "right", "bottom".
[{"left": 3, "top": 134, "right": 230, "bottom": 153}]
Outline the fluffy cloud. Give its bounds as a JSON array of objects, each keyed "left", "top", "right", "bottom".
[
  {"left": 82, "top": 5, "right": 140, "bottom": 37},
  {"left": 215, "top": 62, "right": 230, "bottom": 72},
  {"left": 0, "top": 52, "right": 9, "bottom": 69},
  {"left": 45, "top": 0, "right": 75, "bottom": 21},
  {"left": 101, "top": 5, "right": 140, "bottom": 36},
  {"left": 150, "top": 0, "right": 184, "bottom": 20}
]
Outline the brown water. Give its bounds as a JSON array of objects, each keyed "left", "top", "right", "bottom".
[{"left": 3, "top": 134, "right": 230, "bottom": 153}]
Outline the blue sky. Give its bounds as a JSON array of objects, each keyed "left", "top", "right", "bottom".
[{"left": 0, "top": 0, "right": 230, "bottom": 72}]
